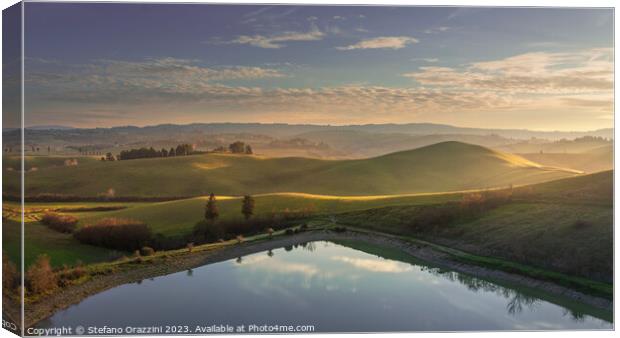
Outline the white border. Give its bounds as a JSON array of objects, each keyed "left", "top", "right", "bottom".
[{"left": 0, "top": 1, "right": 617, "bottom": 338}]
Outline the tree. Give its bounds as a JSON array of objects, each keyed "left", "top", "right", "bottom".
[
  {"left": 229, "top": 141, "right": 245, "bottom": 154},
  {"left": 241, "top": 195, "right": 255, "bottom": 220},
  {"left": 161, "top": 148, "right": 168, "bottom": 157},
  {"left": 205, "top": 193, "right": 219, "bottom": 221},
  {"left": 26, "top": 255, "right": 57, "bottom": 294},
  {"left": 169, "top": 147, "right": 176, "bottom": 156},
  {"left": 245, "top": 145, "right": 253, "bottom": 154}
]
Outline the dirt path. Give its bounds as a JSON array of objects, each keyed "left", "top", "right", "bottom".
[{"left": 23, "top": 230, "right": 612, "bottom": 329}]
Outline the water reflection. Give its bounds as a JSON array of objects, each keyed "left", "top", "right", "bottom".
[{"left": 40, "top": 241, "right": 612, "bottom": 332}]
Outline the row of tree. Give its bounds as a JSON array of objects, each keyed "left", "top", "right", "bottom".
[
  {"left": 103, "top": 144, "right": 195, "bottom": 161},
  {"left": 102, "top": 141, "right": 253, "bottom": 161}
]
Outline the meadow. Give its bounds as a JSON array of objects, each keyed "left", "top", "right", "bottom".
[{"left": 4, "top": 142, "right": 577, "bottom": 198}]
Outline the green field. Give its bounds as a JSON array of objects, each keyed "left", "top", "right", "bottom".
[
  {"left": 4, "top": 142, "right": 577, "bottom": 197},
  {"left": 336, "top": 171, "right": 613, "bottom": 282},
  {"left": 3, "top": 219, "right": 120, "bottom": 268}
]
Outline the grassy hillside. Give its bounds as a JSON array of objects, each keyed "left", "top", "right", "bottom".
[
  {"left": 2, "top": 219, "right": 119, "bottom": 268},
  {"left": 6, "top": 141, "right": 577, "bottom": 197},
  {"left": 76, "top": 191, "right": 464, "bottom": 237},
  {"left": 336, "top": 171, "right": 613, "bottom": 282},
  {"left": 6, "top": 171, "right": 611, "bottom": 283}
]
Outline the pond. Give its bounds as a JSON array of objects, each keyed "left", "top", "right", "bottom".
[{"left": 38, "top": 240, "right": 612, "bottom": 333}]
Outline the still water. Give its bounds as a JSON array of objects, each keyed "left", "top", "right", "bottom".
[{"left": 40, "top": 241, "right": 612, "bottom": 332}]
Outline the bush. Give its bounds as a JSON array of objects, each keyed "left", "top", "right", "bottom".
[
  {"left": 2, "top": 253, "right": 18, "bottom": 292},
  {"left": 41, "top": 213, "right": 78, "bottom": 233},
  {"left": 140, "top": 246, "right": 155, "bottom": 256},
  {"left": 57, "top": 264, "right": 86, "bottom": 287},
  {"left": 26, "top": 255, "right": 57, "bottom": 294},
  {"left": 73, "top": 218, "right": 152, "bottom": 251},
  {"left": 409, "top": 189, "right": 513, "bottom": 233}
]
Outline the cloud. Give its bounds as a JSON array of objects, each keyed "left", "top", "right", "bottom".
[
  {"left": 403, "top": 49, "right": 613, "bottom": 94},
  {"left": 336, "top": 36, "right": 419, "bottom": 50},
  {"left": 25, "top": 49, "right": 613, "bottom": 129},
  {"left": 25, "top": 57, "right": 286, "bottom": 104},
  {"left": 331, "top": 256, "right": 413, "bottom": 273},
  {"left": 27, "top": 57, "right": 515, "bottom": 122},
  {"left": 411, "top": 58, "right": 439, "bottom": 63},
  {"left": 424, "top": 26, "right": 451, "bottom": 34},
  {"left": 222, "top": 27, "right": 324, "bottom": 49}
]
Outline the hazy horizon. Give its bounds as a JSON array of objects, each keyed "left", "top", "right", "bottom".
[
  {"left": 7, "top": 4, "right": 614, "bottom": 131},
  {"left": 20, "top": 120, "right": 614, "bottom": 133}
]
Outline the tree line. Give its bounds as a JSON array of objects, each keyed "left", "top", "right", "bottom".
[
  {"left": 102, "top": 141, "right": 253, "bottom": 161},
  {"left": 113, "top": 144, "right": 194, "bottom": 161}
]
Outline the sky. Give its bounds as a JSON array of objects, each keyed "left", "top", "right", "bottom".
[{"left": 15, "top": 3, "right": 614, "bottom": 130}]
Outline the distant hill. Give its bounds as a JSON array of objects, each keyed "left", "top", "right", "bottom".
[
  {"left": 3, "top": 122, "right": 612, "bottom": 148},
  {"left": 7, "top": 141, "right": 577, "bottom": 198},
  {"left": 25, "top": 125, "right": 75, "bottom": 130},
  {"left": 295, "top": 130, "right": 516, "bottom": 158},
  {"left": 519, "top": 145, "right": 613, "bottom": 173}
]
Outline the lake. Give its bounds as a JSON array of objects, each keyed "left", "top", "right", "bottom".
[{"left": 39, "top": 240, "right": 612, "bottom": 333}]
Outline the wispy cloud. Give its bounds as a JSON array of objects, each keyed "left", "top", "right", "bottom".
[
  {"left": 336, "top": 36, "right": 419, "bottom": 50},
  {"left": 403, "top": 49, "right": 613, "bottom": 94},
  {"left": 215, "top": 27, "right": 325, "bottom": 49},
  {"left": 424, "top": 26, "right": 451, "bottom": 34},
  {"left": 331, "top": 256, "right": 413, "bottom": 273},
  {"left": 411, "top": 57, "right": 439, "bottom": 63}
]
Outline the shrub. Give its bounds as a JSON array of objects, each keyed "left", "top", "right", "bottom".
[
  {"left": 57, "top": 264, "right": 86, "bottom": 287},
  {"left": 73, "top": 218, "right": 152, "bottom": 251},
  {"left": 140, "top": 246, "right": 155, "bottom": 256},
  {"left": 26, "top": 255, "right": 57, "bottom": 294},
  {"left": 409, "top": 189, "right": 513, "bottom": 233},
  {"left": 41, "top": 213, "right": 78, "bottom": 233},
  {"left": 2, "top": 252, "right": 18, "bottom": 292}
]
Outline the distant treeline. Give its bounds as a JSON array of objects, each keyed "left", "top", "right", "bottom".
[
  {"left": 116, "top": 144, "right": 194, "bottom": 161},
  {"left": 111, "top": 141, "right": 253, "bottom": 161}
]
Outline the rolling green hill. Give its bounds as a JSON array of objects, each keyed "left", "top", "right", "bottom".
[
  {"left": 337, "top": 170, "right": 613, "bottom": 282},
  {"left": 6, "top": 141, "right": 577, "bottom": 198}
]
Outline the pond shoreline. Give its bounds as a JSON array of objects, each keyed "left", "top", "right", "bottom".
[{"left": 24, "top": 229, "right": 612, "bottom": 329}]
